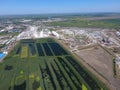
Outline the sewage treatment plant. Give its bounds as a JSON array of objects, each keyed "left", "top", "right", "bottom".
[{"left": 0, "top": 38, "right": 107, "bottom": 90}]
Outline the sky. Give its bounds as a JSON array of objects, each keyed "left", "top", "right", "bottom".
[{"left": 0, "top": 0, "right": 120, "bottom": 15}]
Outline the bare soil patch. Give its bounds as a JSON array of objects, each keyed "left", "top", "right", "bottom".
[{"left": 76, "top": 45, "right": 120, "bottom": 90}]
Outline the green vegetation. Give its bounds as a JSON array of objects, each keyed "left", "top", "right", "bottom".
[
  {"left": 21, "top": 45, "right": 28, "bottom": 58},
  {"left": 0, "top": 38, "right": 107, "bottom": 90},
  {"left": 0, "top": 31, "right": 19, "bottom": 37},
  {"left": 82, "top": 84, "right": 88, "bottom": 90},
  {"left": 0, "top": 44, "right": 5, "bottom": 49},
  {"left": 48, "top": 18, "right": 120, "bottom": 29}
]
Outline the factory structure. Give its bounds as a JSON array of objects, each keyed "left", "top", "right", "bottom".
[{"left": 17, "top": 26, "right": 60, "bottom": 40}]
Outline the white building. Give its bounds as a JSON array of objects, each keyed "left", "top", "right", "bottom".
[
  {"left": 116, "top": 31, "right": 120, "bottom": 37},
  {"left": 52, "top": 31, "right": 60, "bottom": 38},
  {"left": 115, "top": 56, "right": 120, "bottom": 77}
]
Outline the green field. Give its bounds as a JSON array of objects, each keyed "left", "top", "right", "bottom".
[
  {"left": 48, "top": 18, "right": 120, "bottom": 29},
  {"left": 0, "top": 38, "right": 107, "bottom": 90},
  {"left": 21, "top": 45, "right": 28, "bottom": 58}
]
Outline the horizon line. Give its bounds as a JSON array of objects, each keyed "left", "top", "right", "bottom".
[{"left": 0, "top": 12, "right": 120, "bottom": 16}]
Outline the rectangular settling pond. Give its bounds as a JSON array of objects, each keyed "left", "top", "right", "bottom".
[{"left": 0, "top": 38, "right": 107, "bottom": 90}]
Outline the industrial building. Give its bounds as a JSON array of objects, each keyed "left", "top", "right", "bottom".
[{"left": 115, "top": 56, "right": 120, "bottom": 77}]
